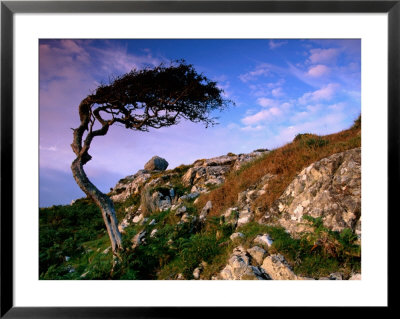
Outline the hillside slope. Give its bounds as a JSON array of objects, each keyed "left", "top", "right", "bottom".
[{"left": 39, "top": 117, "right": 361, "bottom": 280}]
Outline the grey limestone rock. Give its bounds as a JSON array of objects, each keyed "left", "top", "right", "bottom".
[{"left": 144, "top": 156, "right": 169, "bottom": 171}]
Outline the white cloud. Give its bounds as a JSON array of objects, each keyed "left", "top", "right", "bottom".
[
  {"left": 271, "top": 87, "right": 284, "bottom": 97},
  {"left": 269, "top": 112, "right": 348, "bottom": 148},
  {"left": 328, "top": 102, "right": 346, "bottom": 111},
  {"left": 298, "top": 83, "right": 339, "bottom": 104},
  {"left": 307, "top": 64, "right": 330, "bottom": 77},
  {"left": 309, "top": 48, "right": 340, "bottom": 64},
  {"left": 267, "top": 79, "right": 285, "bottom": 88},
  {"left": 257, "top": 98, "right": 277, "bottom": 108},
  {"left": 239, "top": 64, "right": 271, "bottom": 82},
  {"left": 241, "top": 125, "right": 266, "bottom": 132},
  {"left": 241, "top": 107, "right": 282, "bottom": 125}
]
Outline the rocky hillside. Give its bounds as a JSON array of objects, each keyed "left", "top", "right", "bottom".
[{"left": 39, "top": 117, "right": 361, "bottom": 280}]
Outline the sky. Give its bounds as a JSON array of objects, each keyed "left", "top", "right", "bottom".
[{"left": 39, "top": 39, "right": 361, "bottom": 207}]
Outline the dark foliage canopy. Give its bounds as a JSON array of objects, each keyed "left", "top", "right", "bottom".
[
  {"left": 89, "top": 60, "right": 229, "bottom": 130},
  {"left": 72, "top": 60, "right": 231, "bottom": 164}
]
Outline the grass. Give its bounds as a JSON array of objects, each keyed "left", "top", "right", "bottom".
[
  {"left": 195, "top": 116, "right": 361, "bottom": 218},
  {"left": 39, "top": 198, "right": 106, "bottom": 278},
  {"left": 114, "top": 194, "right": 141, "bottom": 220},
  {"left": 235, "top": 219, "right": 360, "bottom": 279},
  {"left": 40, "top": 198, "right": 360, "bottom": 280}
]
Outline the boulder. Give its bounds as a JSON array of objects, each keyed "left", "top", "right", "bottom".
[
  {"left": 144, "top": 156, "right": 169, "bottom": 171},
  {"left": 261, "top": 254, "right": 298, "bottom": 280},
  {"left": 247, "top": 246, "right": 267, "bottom": 265},
  {"left": 219, "top": 246, "right": 270, "bottom": 280}
]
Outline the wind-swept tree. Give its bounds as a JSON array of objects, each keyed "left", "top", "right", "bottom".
[{"left": 71, "top": 61, "right": 231, "bottom": 255}]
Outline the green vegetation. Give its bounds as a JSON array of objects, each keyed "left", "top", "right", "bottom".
[
  {"left": 39, "top": 199, "right": 360, "bottom": 280},
  {"left": 113, "top": 210, "right": 233, "bottom": 280},
  {"left": 236, "top": 219, "right": 360, "bottom": 278},
  {"left": 39, "top": 198, "right": 109, "bottom": 279}
]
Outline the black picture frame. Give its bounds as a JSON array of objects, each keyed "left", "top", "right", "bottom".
[{"left": 1, "top": 1, "right": 396, "bottom": 317}]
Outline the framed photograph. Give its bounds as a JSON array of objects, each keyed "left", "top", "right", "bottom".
[{"left": 1, "top": 0, "right": 396, "bottom": 317}]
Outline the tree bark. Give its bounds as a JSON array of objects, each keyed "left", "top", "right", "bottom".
[
  {"left": 71, "top": 96, "right": 123, "bottom": 255},
  {"left": 71, "top": 158, "right": 122, "bottom": 253}
]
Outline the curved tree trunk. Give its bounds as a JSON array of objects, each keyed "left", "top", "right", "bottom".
[
  {"left": 71, "top": 158, "right": 122, "bottom": 253},
  {"left": 70, "top": 97, "right": 123, "bottom": 254}
]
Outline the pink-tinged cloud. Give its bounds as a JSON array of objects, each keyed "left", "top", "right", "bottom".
[
  {"left": 241, "top": 125, "right": 266, "bottom": 132},
  {"left": 271, "top": 87, "right": 284, "bottom": 97},
  {"left": 307, "top": 64, "right": 330, "bottom": 77},
  {"left": 269, "top": 40, "right": 288, "bottom": 49},
  {"left": 257, "top": 97, "right": 277, "bottom": 108},
  {"left": 239, "top": 64, "right": 271, "bottom": 82},
  {"left": 241, "top": 107, "right": 282, "bottom": 125},
  {"left": 309, "top": 48, "right": 340, "bottom": 64},
  {"left": 298, "top": 83, "right": 339, "bottom": 104}
]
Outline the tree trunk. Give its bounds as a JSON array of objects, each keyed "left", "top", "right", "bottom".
[{"left": 71, "top": 158, "right": 122, "bottom": 254}]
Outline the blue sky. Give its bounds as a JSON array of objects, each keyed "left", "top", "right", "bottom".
[{"left": 39, "top": 39, "right": 361, "bottom": 207}]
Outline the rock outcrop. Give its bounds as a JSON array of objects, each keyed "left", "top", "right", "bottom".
[
  {"left": 110, "top": 147, "right": 360, "bottom": 281},
  {"left": 261, "top": 254, "right": 299, "bottom": 280},
  {"left": 110, "top": 170, "right": 151, "bottom": 202},
  {"left": 218, "top": 246, "right": 271, "bottom": 280},
  {"left": 264, "top": 148, "right": 361, "bottom": 236},
  {"left": 182, "top": 150, "right": 270, "bottom": 189},
  {"left": 111, "top": 150, "right": 269, "bottom": 204}
]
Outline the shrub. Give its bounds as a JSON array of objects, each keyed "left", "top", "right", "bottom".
[{"left": 351, "top": 115, "right": 361, "bottom": 130}]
